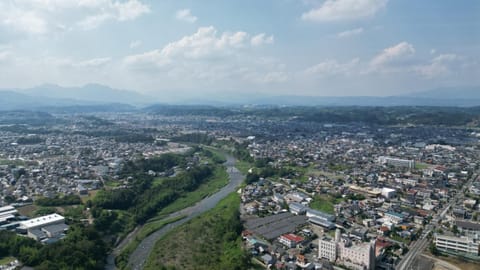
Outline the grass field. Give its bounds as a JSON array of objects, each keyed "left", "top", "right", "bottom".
[
  {"left": 235, "top": 160, "right": 253, "bottom": 175},
  {"left": 309, "top": 195, "right": 336, "bottom": 214},
  {"left": 438, "top": 255, "right": 480, "bottom": 270},
  {"left": 16, "top": 204, "right": 37, "bottom": 217},
  {"left": 115, "top": 215, "right": 186, "bottom": 269},
  {"left": 0, "top": 159, "right": 25, "bottom": 166},
  {"left": 0, "top": 256, "right": 15, "bottom": 265},
  {"left": 80, "top": 190, "right": 99, "bottom": 204},
  {"left": 149, "top": 166, "right": 229, "bottom": 221},
  {"left": 144, "top": 193, "right": 249, "bottom": 270}
]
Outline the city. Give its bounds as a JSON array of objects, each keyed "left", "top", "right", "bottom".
[
  {"left": 0, "top": 108, "right": 479, "bottom": 270},
  {"left": 0, "top": 1, "right": 479, "bottom": 270}
]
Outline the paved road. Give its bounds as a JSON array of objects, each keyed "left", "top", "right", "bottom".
[
  {"left": 396, "top": 173, "right": 478, "bottom": 270},
  {"left": 105, "top": 153, "right": 244, "bottom": 270}
]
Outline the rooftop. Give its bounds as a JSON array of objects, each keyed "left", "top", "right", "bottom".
[{"left": 20, "top": 214, "right": 65, "bottom": 230}]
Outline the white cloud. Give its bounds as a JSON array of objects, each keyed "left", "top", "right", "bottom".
[
  {"left": 159, "top": 26, "right": 249, "bottom": 60},
  {"left": 77, "top": 13, "right": 113, "bottom": 30},
  {"left": 129, "top": 40, "right": 142, "bottom": 49},
  {"left": 0, "top": 51, "right": 11, "bottom": 62},
  {"left": 75, "top": 57, "right": 111, "bottom": 67},
  {"left": 305, "top": 58, "right": 359, "bottom": 76},
  {"left": 1, "top": 8, "right": 48, "bottom": 34},
  {"left": 337, "top": 27, "right": 364, "bottom": 38},
  {"left": 114, "top": 0, "right": 150, "bottom": 21},
  {"left": 0, "top": 0, "right": 150, "bottom": 34},
  {"left": 370, "top": 41, "right": 415, "bottom": 68},
  {"left": 175, "top": 9, "right": 198, "bottom": 23},
  {"left": 124, "top": 26, "right": 279, "bottom": 84},
  {"left": 78, "top": 0, "right": 150, "bottom": 30},
  {"left": 251, "top": 33, "right": 274, "bottom": 46},
  {"left": 415, "top": 54, "right": 460, "bottom": 78},
  {"left": 302, "top": 0, "right": 387, "bottom": 22}
]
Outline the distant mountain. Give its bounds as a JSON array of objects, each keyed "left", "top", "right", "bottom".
[
  {"left": 0, "top": 91, "right": 54, "bottom": 110},
  {"left": 249, "top": 95, "right": 480, "bottom": 107},
  {"left": 19, "top": 83, "right": 152, "bottom": 105},
  {"left": 246, "top": 86, "right": 480, "bottom": 107},
  {"left": 406, "top": 86, "right": 480, "bottom": 100},
  {"left": 2, "top": 84, "right": 480, "bottom": 110},
  {"left": 0, "top": 84, "right": 156, "bottom": 111}
]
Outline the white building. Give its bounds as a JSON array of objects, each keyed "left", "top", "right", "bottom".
[
  {"left": 378, "top": 156, "right": 415, "bottom": 169},
  {"left": 0, "top": 205, "right": 18, "bottom": 224},
  {"left": 383, "top": 212, "right": 404, "bottom": 225},
  {"left": 434, "top": 234, "right": 479, "bottom": 255},
  {"left": 19, "top": 214, "right": 68, "bottom": 243},
  {"left": 278, "top": 233, "right": 304, "bottom": 248},
  {"left": 318, "top": 229, "right": 375, "bottom": 270},
  {"left": 19, "top": 213, "right": 65, "bottom": 231},
  {"left": 381, "top": 188, "right": 396, "bottom": 199},
  {"left": 455, "top": 220, "right": 480, "bottom": 239},
  {"left": 319, "top": 237, "right": 337, "bottom": 261}
]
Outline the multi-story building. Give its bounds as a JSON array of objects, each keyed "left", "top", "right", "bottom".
[
  {"left": 434, "top": 234, "right": 479, "bottom": 255},
  {"left": 455, "top": 220, "right": 480, "bottom": 239},
  {"left": 319, "top": 237, "right": 338, "bottom": 261},
  {"left": 278, "top": 233, "right": 304, "bottom": 248},
  {"left": 384, "top": 212, "right": 404, "bottom": 224},
  {"left": 378, "top": 156, "right": 415, "bottom": 169},
  {"left": 318, "top": 229, "right": 375, "bottom": 270}
]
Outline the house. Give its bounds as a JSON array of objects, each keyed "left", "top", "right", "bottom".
[
  {"left": 19, "top": 214, "right": 68, "bottom": 243},
  {"left": 289, "top": 202, "right": 307, "bottom": 215},
  {"left": 384, "top": 212, "right": 404, "bottom": 224},
  {"left": 279, "top": 233, "right": 304, "bottom": 248}
]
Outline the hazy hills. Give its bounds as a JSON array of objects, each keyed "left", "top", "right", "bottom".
[{"left": 0, "top": 84, "right": 479, "bottom": 111}]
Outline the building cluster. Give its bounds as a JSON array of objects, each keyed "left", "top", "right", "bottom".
[
  {"left": 0, "top": 114, "right": 193, "bottom": 206},
  {"left": 0, "top": 205, "right": 68, "bottom": 244},
  {"left": 319, "top": 229, "right": 376, "bottom": 270},
  {"left": 1, "top": 112, "right": 479, "bottom": 268},
  {"left": 237, "top": 122, "right": 480, "bottom": 269}
]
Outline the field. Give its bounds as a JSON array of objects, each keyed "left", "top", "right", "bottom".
[
  {"left": 438, "top": 255, "right": 480, "bottom": 270},
  {"left": 309, "top": 194, "right": 339, "bottom": 214},
  {"left": 0, "top": 256, "right": 15, "bottom": 265},
  {"left": 235, "top": 160, "right": 253, "bottom": 175},
  {"left": 115, "top": 215, "right": 186, "bottom": 269},
  {"left": 16, "top": 204, "right": 38, "bottom": 217},
  {"left": 80, "top": 190, "right": 99, "bottom": 204},
  {"left": 150, "top": 165, "right": 229, "bottom": 220},
  {"left": 144, "top": 193, "right": 250, "bottom": 270}
]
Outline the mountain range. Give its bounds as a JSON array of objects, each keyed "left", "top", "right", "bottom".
[{"left": 0, "top": 84, "right": 479, "bottom": 111}]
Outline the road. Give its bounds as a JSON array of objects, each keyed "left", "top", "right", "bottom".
[
  {"left": 105, "top": 153, "right": 244, "bottom": 270},
  {"left": 396, "top": 173, "right": 478, "bottom": 270}
]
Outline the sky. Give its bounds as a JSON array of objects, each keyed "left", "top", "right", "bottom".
[{"left": 0, "top": 0, "right": 479, "bottom": 101}]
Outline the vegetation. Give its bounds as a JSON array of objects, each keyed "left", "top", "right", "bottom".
[
  {"left": 115, "top": 215, "right": 186, "bottom": 269},
  {"left": 0, "top": 225, "right": 107, "bottom": 270},
  {"left": 171, "top": 133, "right": 214, "bottom": 145},
  {"left": 153, "top": 166, "right": 229, "bottom": 219},
  {"left": 0, "top": 256, "right": 15, "bottom": 265},
  {"left": 144, "top": 105, "right": 480, "bottom": 127},
  {"left": 35, "top": 194, "right": 82, "bottom": 207},
  {"left": 17, "top": 136, "right": 44, "bottom": 144},
  {"left": 144, "top": 193, "right": 251, "bottom": 270},
  {"left": 235, "top": 160, "right": 253, "bottom": 175},
  {"left": 309, "top": 195, "right": 335, "bottom": 214}
]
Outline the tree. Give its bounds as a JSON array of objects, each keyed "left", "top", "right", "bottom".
[
  {"left": 429, "top": 243, "right": 440, "bottom": 256},
  {"left": 452, "top": 225, "right": 459, "bottom": 234}
]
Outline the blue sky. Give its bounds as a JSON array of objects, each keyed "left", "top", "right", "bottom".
[{"left": 0, "top": 0, "right": 478, "bottom": 100}]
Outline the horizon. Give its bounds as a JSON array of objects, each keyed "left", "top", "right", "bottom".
[{"left": 0, "top": 0, "right": 479, "bottom": 102}]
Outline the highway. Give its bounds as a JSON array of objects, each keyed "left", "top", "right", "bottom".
[
  {"left": 105, "top": 153, "right": 244, "bottom": 270},
  {"left": 396, "top": 172, "right": 478, "bottom": 270}
]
